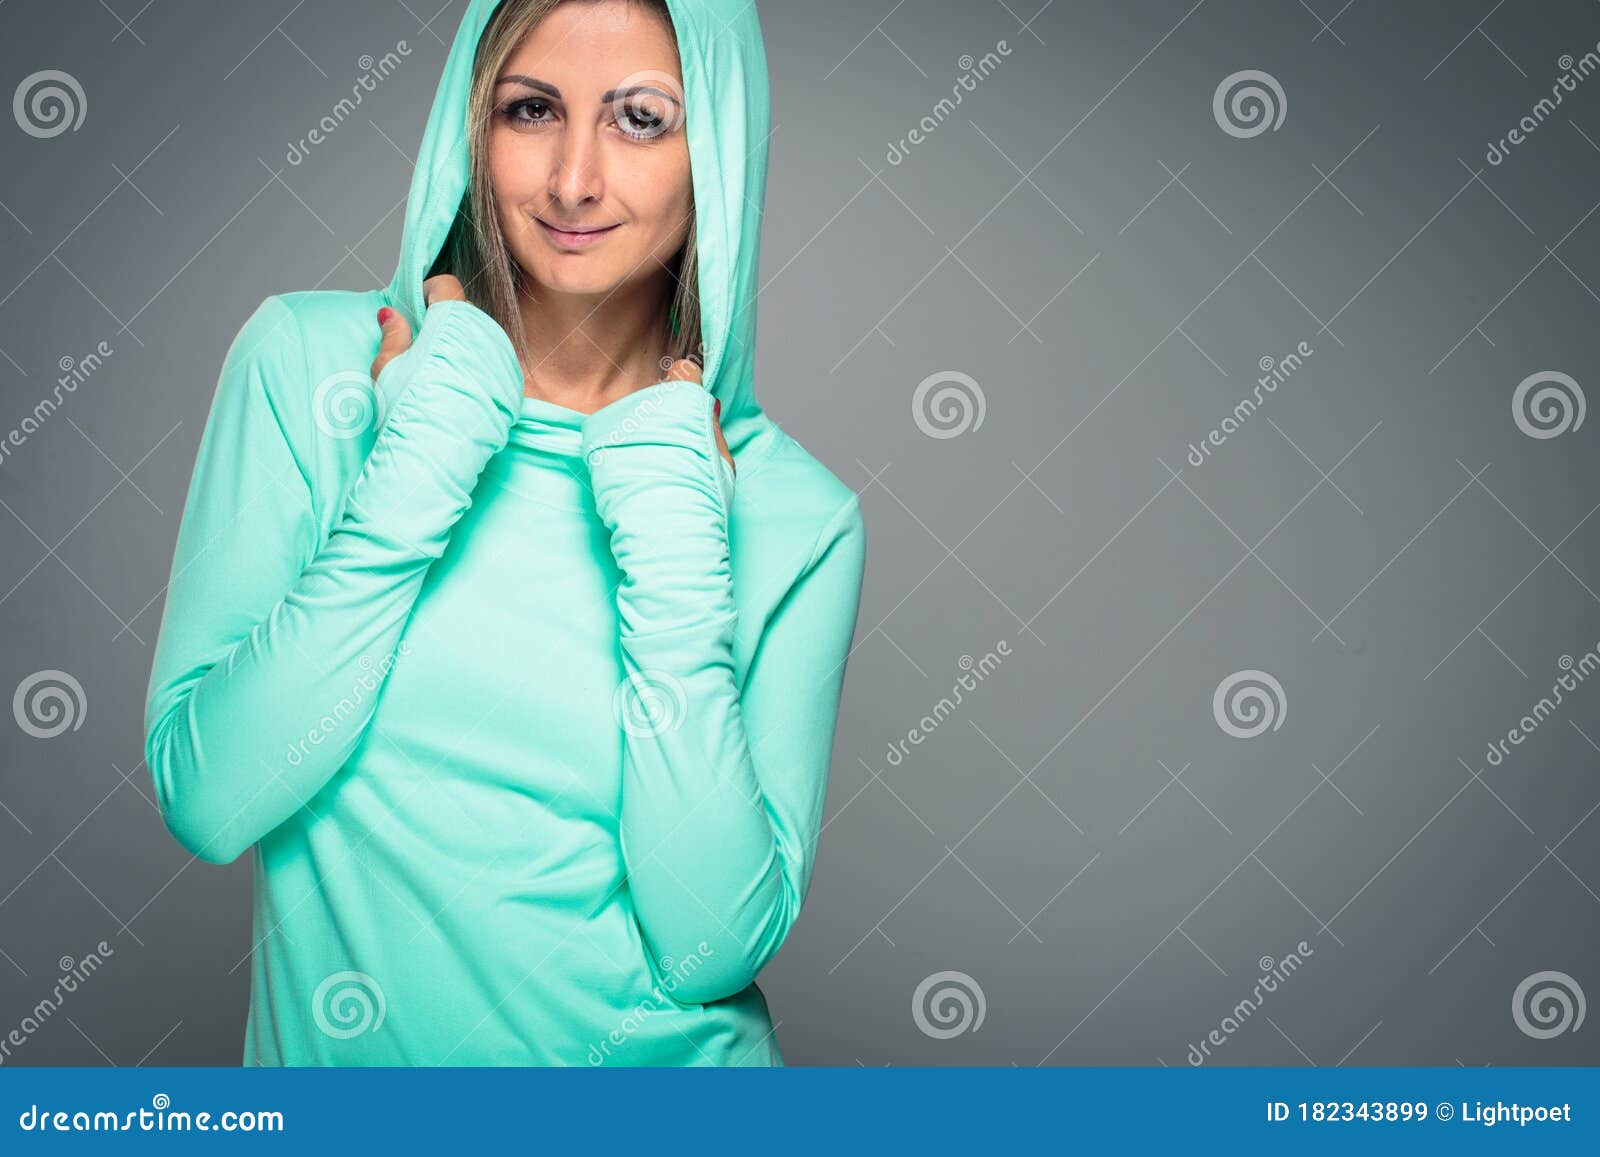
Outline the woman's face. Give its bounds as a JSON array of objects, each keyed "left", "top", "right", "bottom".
[{"left": 489, "top": 1, "right": 693, "bottom": 300}]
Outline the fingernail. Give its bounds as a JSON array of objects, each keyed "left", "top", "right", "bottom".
[
  {"left": 713, "top": 398, "right": 721, "bottom": 420},
  {"left": 377, "top": 307, "right": 395, "bottom": 326}
]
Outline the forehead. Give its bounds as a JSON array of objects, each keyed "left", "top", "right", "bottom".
[{"left": 502, "top": 2, "right": 680, "bottom": 82}]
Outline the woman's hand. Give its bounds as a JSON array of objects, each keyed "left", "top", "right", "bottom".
[
  {"left": 368, "top": 285, "right": 729, "bottom": 474},
  {"left": 664, "top": 357, "right": 733, "bottom": 475},
  {"left": 370, "top": 275, "right": 470, "bottom": 382}
]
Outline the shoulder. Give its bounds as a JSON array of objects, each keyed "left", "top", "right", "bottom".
[
  {"left": 211, "top": 288, "right": 386, "bottom": 497},
  {"left": 274, "top": 288, "right": 388, "bottom": 363},
  {"left": 221, "top": 288, "right": 382, "bottom": 383},
  {"left": 736, "top": 423, "right": 864, "bottom": 571}
]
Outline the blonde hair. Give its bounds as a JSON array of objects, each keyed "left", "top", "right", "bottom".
[{"left": 435, "top": 0, "right": 702, "bottom": 365}]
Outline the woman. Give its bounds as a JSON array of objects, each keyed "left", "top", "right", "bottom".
[{"left": 143, "top": 0, "right": 865, "bottom": 1067}]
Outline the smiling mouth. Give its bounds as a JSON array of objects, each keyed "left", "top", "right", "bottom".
[{"left": 536, "top": 218, "right": 621, "bottom": 249}]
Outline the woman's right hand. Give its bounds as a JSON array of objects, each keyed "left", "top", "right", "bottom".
[{"left": 370, "top": 274, "right": 470, "bottom": 382}]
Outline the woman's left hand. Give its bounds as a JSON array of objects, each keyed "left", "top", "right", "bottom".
[{"left": 664, "top": 358, "right": 733, "bottom": 475}]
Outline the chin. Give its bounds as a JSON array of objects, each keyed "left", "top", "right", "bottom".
[
  {"left": 527, "top": 260, "right": 624, "bottom": 297},
  {"left": 518, "top": 248, "right": 653, "bottom": 298}
]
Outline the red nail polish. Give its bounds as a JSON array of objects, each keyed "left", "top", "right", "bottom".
[
  {"left": 713, "top": 398, "right": 721, "bottom": 420},
  {"left": 377, "top": 307, "right": 395, "bottom": 326}
]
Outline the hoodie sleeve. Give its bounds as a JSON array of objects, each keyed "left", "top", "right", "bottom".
[
  {"left": 579, "top": 382, "right": 866, "bottom": 1005},
  {"left": 143, "top": 295, "right": 524, "bottom": 865}
]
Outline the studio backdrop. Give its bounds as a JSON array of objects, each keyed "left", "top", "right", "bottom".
[{"left": 1, "top": 0, "right": 1597, "bottom": 1066}]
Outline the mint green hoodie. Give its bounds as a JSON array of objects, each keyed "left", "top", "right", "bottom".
[{"left": 142, "top": 0, "right": 865, "bottom": 1066}]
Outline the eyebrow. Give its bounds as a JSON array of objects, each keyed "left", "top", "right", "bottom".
[
  {"left": 497, "top": 74, "right": 560, "bottom": 98},
  {"left": 496, "top": 74, "right": 682, "bottom": 108}
]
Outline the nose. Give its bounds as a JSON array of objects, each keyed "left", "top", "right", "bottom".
[{"left": 547, "top": 118, "right": 603, "bottom": 210}]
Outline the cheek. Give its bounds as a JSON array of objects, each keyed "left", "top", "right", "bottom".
[
  {"left": 488, "top": 131, "right": 544, "bottom": 207},
  {"left": 628, "top": 151, "right": 693, "bottom": 246}
]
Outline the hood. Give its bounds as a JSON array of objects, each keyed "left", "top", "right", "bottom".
[{"left": 384, "top": 0, "right": 771, "bottom": 452}]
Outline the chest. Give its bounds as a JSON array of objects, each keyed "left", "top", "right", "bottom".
[{"left": 362, "top": 457, "right": 763, "bottom": 804}]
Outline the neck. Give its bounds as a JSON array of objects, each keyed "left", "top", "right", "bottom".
[{"left": 515, "top": 274, "right": 674, "bottom": 414}]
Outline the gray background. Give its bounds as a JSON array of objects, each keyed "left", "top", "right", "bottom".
[{"left": 2, "top": 0, "right": 1598, "bottom": 1067}]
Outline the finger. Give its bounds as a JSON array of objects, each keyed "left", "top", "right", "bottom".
[
  {"left": 664, "top": 357, "right": 702, "bottom": 385},
  {"left": 423, "top": 274, "right": 467, "bottom": 306},
  {"left": 370, "top": 306, "right": 413, "bottom": 381}
]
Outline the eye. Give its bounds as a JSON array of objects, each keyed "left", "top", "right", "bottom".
[
  {"left": 615, "top": 99, "right": 671, "bottom": 141},
  {"left": 501, "top": 97, "right": 554, "bottom": 129}
]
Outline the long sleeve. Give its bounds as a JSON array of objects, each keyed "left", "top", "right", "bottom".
[
  {"left": 143, "top": 295, "right": 524, "bottom": 865},
  {"left": 579, "top": 381, "right": 867, "bottom": 1005}
]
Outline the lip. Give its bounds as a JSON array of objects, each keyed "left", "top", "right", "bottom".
[{"left": 536, "top": 217, "right": 621, "bottom": 249}]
